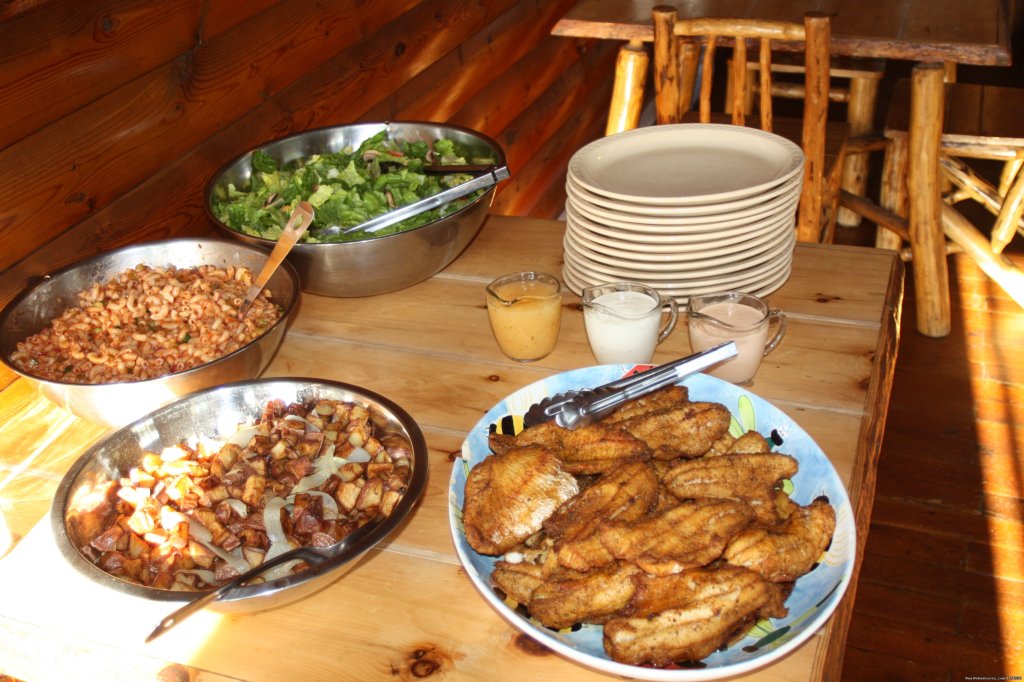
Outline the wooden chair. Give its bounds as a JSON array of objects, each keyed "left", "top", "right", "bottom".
[
  {"left": 735, "top": 54, "right": 886, "bottom": 228},
  {"left": 837, "top": 66, "right": 1024, "bottom": 334},
  {"left": 651, "top": 7, "right": 849, "bottom": 243}
]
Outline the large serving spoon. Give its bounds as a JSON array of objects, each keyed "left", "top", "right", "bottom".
[
  {"left": 145, "top": 513, "right": 385, "bottom": 643},
  {"left": 236, "top": 201, "right": 314, "bottom": 320}
]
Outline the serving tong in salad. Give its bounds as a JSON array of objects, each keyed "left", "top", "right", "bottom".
[
  {"left": 522, "top": 342, "right": 738, "bottom": 430},
  {"left": 146, "top": 512, "right": 387, "bottom": 643},
  {"left": 323, "top": 164, "right": 509, "bottom": 238},
  {"left": 236, "top": 201, "right": 314, "bottom": 320}
]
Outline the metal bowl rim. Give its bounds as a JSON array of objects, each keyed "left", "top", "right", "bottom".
[
  {"left": 50, "top": 375, "right": 429, "bottom": 604},
  {"left": 0, "top": 237, "right": 301, "bottom": 386}
]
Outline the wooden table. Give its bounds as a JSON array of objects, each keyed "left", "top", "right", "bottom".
[
  {"left": 0, "top": 215, "right": 903, "bottom": 681},
  {"left": 553, "top": 0, "right": 1010, "bottom": 338}
]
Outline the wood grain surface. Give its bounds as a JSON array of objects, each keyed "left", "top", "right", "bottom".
[{"left": 0, "top": 215, "right": 903, "bottom": 681}]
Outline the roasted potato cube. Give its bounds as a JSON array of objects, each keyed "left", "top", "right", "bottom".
[
  {"left": 336, "top": 480, "right": 363, "bottom": 512},
  {"left": 89, "top": 523, "right": 124, "bottom": 552},
  {"left": 241, "top": 474, "right": 267, "bottom": 508},
  {"left": 356, "top": 478, "right": 384, "bottom": 511},
  {"left": 187, "top": 540, "right": 215, "bottom": 569}
]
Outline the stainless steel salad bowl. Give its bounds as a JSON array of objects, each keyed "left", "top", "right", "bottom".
[
  {"left": 0, "top": 238, "right": 300, "bottom": 428},
  {"left": 51, "top": 377, "right": 428, "bottom": 613},
  {"left": 206, "top": 121, "right": 507, "bottom": 297}
]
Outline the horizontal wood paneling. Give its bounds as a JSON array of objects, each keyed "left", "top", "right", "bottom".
[
  {"left": 0, "top": 0, "right": 616, "bottom": 397},
  {"left": 0, "top": 0, "right": 613, "bottom": 311}
]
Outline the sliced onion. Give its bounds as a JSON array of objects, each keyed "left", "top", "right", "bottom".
[
  {"left": 225, "top": 498, "right": 248, "bottom": 518},
  {"left": 214, "top": 546, "right": 253, "bottom": 576},
  {"left": 263, "top": 497, "right": 289, "bottom": 546},
  {"left": 345, "top": 447, "right": 371, "bottom": 464},
  {"left": 291, "top": 467, "right": 332, "bottom": 494},
  {"left": 261, "top": 497, "right": 300, "bottom": 580},
  {"left": 187, "top": 519, "right": 212, "bottom": 544},
  {"left": 226, "top": 425, "right": 260, "bottom": 448}
]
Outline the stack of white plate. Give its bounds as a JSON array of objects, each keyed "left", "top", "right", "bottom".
[{"left": 563, "top": 123, "right": 804, "bottom": 303}]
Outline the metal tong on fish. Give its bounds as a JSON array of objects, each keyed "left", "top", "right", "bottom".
[{"left": 522, "top": 342, "right": 738, "bottom": 430}]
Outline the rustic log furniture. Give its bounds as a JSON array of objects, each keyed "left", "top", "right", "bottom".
[
  {"left": 650, "top": 8, "right": 848, "bottom": 244},
  {"left": 875, "top": 77, "right": 1024, "bottom": 308},
  {"left": 552, "top": 0, "right": 1012, "bottom": 337}
]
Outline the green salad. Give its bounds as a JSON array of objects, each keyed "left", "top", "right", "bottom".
[{"left": 211, "top": 130, "right": 497, "bottom": 243}]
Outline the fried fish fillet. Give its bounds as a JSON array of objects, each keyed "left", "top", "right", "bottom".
[
  {"left": 463, "top": 446, "right": 579, "bottom": 555},
  {"left": 662, "top": 452, "right": 799, "bottom": 524},
  {"left": 724, "top": 498, "right": 837, "bottom": 582},
  {"left": 617, "top": 402, "right": 732, "bottom": 460},
  {"left": 603, "top": 565, "right": 788, "bottom": 666},
  {"left": 528, "top": 561, "right": 643, "bottom": 629},
  {"left": 543, "top": 458, "right": 658, "bottom": 542},
  {"left": 727, "top": 430, "right": 773, "bottom": 455},
  {"left": 600, "top": 385, "right": 689, "bottom": 424},
  {"left": 491, "top": 558, "right": 549, "bottom": 605},
  {"left": 596, "top": 498, "right": 754, "bottom": 575},
  {"left": 489, "top": 420, "right": 649, "bottom": 475}
]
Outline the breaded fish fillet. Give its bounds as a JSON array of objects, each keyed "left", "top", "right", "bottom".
[
  {"left": 662, "top": 452, "right": 799, "bottom": 524},
  {"left": 489, "top": 420, "right": 650, "bottom": 476},
  {"left": 597, "top": 498, "right": 755, "bottom": 575},
  {"left": 600, "top": 385, "right": 689, "bottom": 424},
  {"left": 528, "top": 561, "right": 643, "bottom": 630},
  {"left": 491, "top": 559, "right": 549, "bottom": 605},
  {"left": 463, "top": 446, "right": 578, "bottom": 555},
  {"left": 603, "top": 565, "right": 788, "bottom": 666},
  {"left": 724, "top": 498, "right": 837, "bottom": 582},
  {"left": 543, "top": 458, "right": 658, "bottom": 541},
  {"left": 617, "top": 402, "right": 732, "bottom": 460}
]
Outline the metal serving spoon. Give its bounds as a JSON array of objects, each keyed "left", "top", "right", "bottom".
[
  {"left": 236, "top": 201, "right": 314, "bottom": 320},
  {"left": 318, "top": 165, "right": 509, "bottom": 238},
  {"left": 145, "top": 513, "right": 385, "bottom": 643},
  {"left": 522, "top": 342, "right": 738, "bottom": 430}
]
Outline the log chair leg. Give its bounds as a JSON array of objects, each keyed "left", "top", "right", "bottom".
[
  {"left": 878, "top": 136, "right": 908, "bottom": 250},
  {"left": 837, "top": 77, "right": 880, "bottom": 228},
  {"left": 907, "top": 63, "right": 951, "bottom": 337},
  {"left": 607, "top": 40, "right": 649, "bottom": 136}
]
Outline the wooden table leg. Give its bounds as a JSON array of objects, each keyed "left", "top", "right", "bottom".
[
  {"left": 907, "top": 63, "right": 951, "bottom": 337},
  {"left": 837, "top": 76, "right": 880, "bottom": 227},
  {"left": 606, "top": 40, "right": 648, "bottom": 135}
]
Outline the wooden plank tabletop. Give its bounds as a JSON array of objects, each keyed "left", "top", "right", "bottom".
[
  {"left": 0, "top": 214, "right": 903, "bottom": 681},
  {"left": 552, "top": 0, "right": 1012, "bottom": 66}
]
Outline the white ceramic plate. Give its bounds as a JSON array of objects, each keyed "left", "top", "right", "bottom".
[
  {"left": 566, "top": 172, "right": 802, "bottom": 218},
  {"left": 568, "top": 124, "right": 804, "bottom": 205},
  {"left": 562, "top": 250, "right": 794, "bottom": 304},
  {"left": 567, "top": 184, "right": 801, "bottom": 228},
  {"left": 564, "top": 230, "right": 795, "bottom": 282},
  {"left": 449, "top": 368, "right": 855, "bottom": 681},
  {"left": 560, "top": 257, "right": 793, "bottom": 303},
  {"left": 565, "top": 211, "right": 793, "bottom": 265},
  {"left": 564, "top": 202, "right": 796, "bottom": 249}
]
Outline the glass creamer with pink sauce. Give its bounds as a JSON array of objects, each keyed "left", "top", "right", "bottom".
[{"left": 686, "top": 291, "right": 786, "bottom": 384}]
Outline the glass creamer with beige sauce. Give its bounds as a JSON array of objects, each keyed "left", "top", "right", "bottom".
[
  {"left": 485, "top": 272, "right": 562, "bottom": 362},
  {"left": 687, "top": 291, "right": 787, "bottom": 385}
]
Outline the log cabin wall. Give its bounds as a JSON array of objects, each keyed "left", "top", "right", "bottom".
[{"left": 0, "top": 0, "right": 618, "bottom": 382}]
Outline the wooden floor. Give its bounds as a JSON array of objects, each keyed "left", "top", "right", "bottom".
[{"left": 837, "top": 241, "right": 1024, "bottom": 680}]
